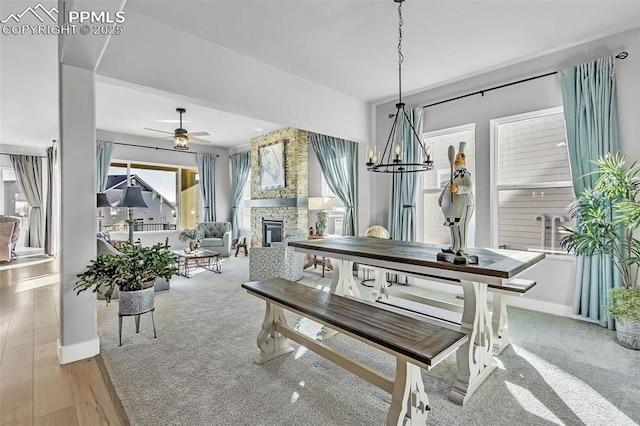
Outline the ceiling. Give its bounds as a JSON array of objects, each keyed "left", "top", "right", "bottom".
[{"left": 1, "top": 0, "right": 639, "bottom": 150}]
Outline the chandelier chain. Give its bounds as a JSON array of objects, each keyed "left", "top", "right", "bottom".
[{"left": 397, "top": 2, "right": 404, "bottom": 69}]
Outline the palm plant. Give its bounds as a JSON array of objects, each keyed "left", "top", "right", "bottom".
[{"left": 561, "top": 153, "right": 640, "bottom": 324}]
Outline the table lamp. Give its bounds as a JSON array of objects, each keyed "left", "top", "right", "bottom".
[
  {"left": 97, "top": 192, "right": 112, "bottom": 232},
  {"left": 117, "top": 185, "right": 148, "bottom": 243}
]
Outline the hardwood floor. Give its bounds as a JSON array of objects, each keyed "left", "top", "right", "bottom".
[{"left": 0, "top": 259, "right": 127, "bottom": 425}]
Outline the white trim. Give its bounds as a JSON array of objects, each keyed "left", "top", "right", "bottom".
[
  {"left": 422, "top": 122, "right": 475, "bottom": 139},
  {"left": 57, "top": 337, "right": 100, "bottom": 365}
]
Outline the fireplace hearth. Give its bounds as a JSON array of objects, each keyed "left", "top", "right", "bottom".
[{"left": 262, "top": 219, "right": 284, "bottom": 247}]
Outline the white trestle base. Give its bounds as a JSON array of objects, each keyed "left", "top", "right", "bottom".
[
  {"left": 491, "top": 293, "right": 510, "bottom": 355},
  {"left": 254, "top": 301, "right": 295, "bottom": 364},
  {"left": 316, "top": 259, "right": 359, "bottom": 340},
  {"left": 254, "top": 300, "right": 439, "bottom": 425},
  {"left": 449, "top": 280, "right": 497, "bottom": 405}
]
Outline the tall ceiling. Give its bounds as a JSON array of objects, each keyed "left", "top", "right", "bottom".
[{"left": 1, "top": 0, "right": 639, "bottom": 150}]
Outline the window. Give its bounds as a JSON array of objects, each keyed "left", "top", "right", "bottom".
[
  {"left": 103, "top": 162, "right": 199, "bottom": 233},
  {"left": 420, "top": 124, "right": 476, "bottom": 246},
  {"left": 491, "top": 107, "right": 573, "bottom": 252},
  {"left": 321, "top": 170, "right": 346, "bottom": 235}
]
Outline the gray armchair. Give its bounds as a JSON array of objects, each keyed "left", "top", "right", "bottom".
[
  {"left": 249, "top": 231, "right": 307, "bottom": 282},
  {"left": 196, "top": 222, "right": 233, "bottom": 257},
  {"left": 0, "top": 215, "right": 21, "bottom": 260}
]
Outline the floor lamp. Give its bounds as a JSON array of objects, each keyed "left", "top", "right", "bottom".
[
  {"left": 97, "top": 192, "right": 112, "bottom": 233},
  {"left": 117, "top": 186, "right": 148, "bottom": 243}
]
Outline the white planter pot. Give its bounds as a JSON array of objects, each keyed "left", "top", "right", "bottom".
[
  {"left": 118, "top": 286, "right": 154, "bottom": 316},
  {"left": 616, "top": 318, "right": 640, "bottom": 350}
]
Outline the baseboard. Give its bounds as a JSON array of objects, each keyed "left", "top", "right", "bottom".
[
  {"left": 504, "top": 296, "right": 573, "bottom": 317},
  {"left": 57, "top": 337, "right": 100, "bottom": 364}
]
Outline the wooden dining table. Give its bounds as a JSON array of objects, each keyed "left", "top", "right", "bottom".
[{"left": 289, "top": 236, "right": 544, "bottom": 405}]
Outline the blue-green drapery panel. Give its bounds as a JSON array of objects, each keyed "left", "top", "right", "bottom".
[
  {"left": 45, "top": 145, "right": 57, "bottom": 255},
  {"left": 230, "top": 152, "right": 251, "bottom": 241},
  {"left": 10, "top": 155, "right": 44, "bottom": 248},
  {"left": 96, "top": 140, "right": 113, "bottom": 192},
  {"left": 196, "top": 153, "right": 217, "bottom": 222},
  {"left": 560, "top": 56, "right": 622, "bottom": 329},
  {"left": 309, "top": 133, "right": 358, "bottom": 236},
  {"left": 388, "top": 107, "right": 422, "bottom": 241}
]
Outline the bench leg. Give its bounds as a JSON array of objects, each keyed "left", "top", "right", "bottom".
[
  {"left": 387, "top": 359, "right": 430, "bottom": 425},
  {"left": 255, "top": 301, "right": 294, "bottom": 364},
  {"left": 449, "top": 280, "right": 496, "bottom": 405},
  {"left": 491, "top": 293, "right": 510, "bottom": 355}
]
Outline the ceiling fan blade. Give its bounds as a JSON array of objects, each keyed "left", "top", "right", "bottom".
[
  {"left": 186, "top": 131, "right": 210, "bottom": 137},
  {"left": 144, "top": 127, "right": 174, "bottom": 135},
  {"left": 190, "top": 137, "right": 213, "bottom": 144}
]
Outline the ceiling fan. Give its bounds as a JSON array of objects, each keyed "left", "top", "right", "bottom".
[{"left": 144, "top": 108, "right": 210, "bottom": 150}]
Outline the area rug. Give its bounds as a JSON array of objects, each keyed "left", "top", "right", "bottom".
[{"left": 98, "top": 256, "right": 640, "bottom": 425}]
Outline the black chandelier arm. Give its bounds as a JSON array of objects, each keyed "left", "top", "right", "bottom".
[
  {"left": 397, "top": 0, "right": 404, "bottom": 104},
  {"left": 382, "top": 110, "right": 400, "bottom": 163},
  {"left": 400, "top": 107, "right": 429, "bottom": 156}
]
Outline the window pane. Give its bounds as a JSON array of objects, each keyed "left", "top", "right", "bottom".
[
  {"left": 104, "top": 164, "right": 179, "bottom": 233},
  {"left": 181, "top": 169, "right": 200, "bottom": 229},
  {"left": 421, "top": 127, "right": 475, "bottom": 247},
  {"left": 497, "top": 186, "right": 573, "bottom": 252},
  {"left": 497, "top": 113, "right": 571, "bottom": 185}
]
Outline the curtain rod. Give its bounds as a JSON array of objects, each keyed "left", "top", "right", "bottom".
[
  {"left": 0, "top": 152, "right": 46, "bottom": 158},
  {"left": 421, "top": 51, "right": 629, "bottom": 110},
  {"left": 109, "top": 141, "right": 220, "bottom": 157}
]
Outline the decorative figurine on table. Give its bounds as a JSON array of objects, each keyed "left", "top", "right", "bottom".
[{"left": 437, "top": 142, "right": 478, "bottom": 265}]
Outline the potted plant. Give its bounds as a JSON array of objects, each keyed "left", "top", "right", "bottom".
[
  {"left": 179, "top": 228, "right": 202, "bottom": 252},
  {"left": 76, "top": 242, "right": 178, "bottom": 313},
  {"left": 561, "top": 153, "right": 640, "bottom": 349}
]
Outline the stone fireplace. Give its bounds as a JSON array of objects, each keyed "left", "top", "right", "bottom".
[{"left": 248, "top": 127, "right": 309, "bottom": 247}]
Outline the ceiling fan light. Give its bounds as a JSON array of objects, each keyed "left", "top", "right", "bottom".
[{"left": 174, "top": 134, "right": 189, "bottom": 150}]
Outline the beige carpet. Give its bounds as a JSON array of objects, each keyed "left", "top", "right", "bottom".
[{"left": 97, "top": 256, "right": 640, "bottom": 425}]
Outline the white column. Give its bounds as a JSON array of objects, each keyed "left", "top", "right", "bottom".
[{"left": 57, "top": 64, "right": 99, "bottom": 364}]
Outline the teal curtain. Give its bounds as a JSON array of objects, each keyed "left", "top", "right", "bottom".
[
  {"left": 230, "top": 152, "right": 251, "bottom": 241},
  {"left": 388, "top": 107, "right": 422, "bottom": 241},
  {"left": 196, "top": 153, "right": 217, "bottom": 222},
  {"left": 309, "top": 134, "right": 358, "bottom": 236},
  {"left": 560, "top": 56, "right": 622, "bottom": 329},
  {"left": 10, "top": 155, "right": 44, "bottom": 248},
  {"left": 45, "top": 145, "right": 57, "bottom": 255},
  {"left": 96, "top": 140, "right": 113, "bottom": 192}
]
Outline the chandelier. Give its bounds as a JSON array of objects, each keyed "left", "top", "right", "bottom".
[{"left": 366, "top": 0, "right": 433, "bottom": 173}]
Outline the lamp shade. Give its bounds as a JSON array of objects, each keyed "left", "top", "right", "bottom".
[
  {"left": 97, "top": 192, "right": 112, "bottom": 207},
  {"left": 117, "top": 186, "right": 148, "bottom": 208},
  {"left": 308, "top": 196, "right": 333, "bottom": 211}
]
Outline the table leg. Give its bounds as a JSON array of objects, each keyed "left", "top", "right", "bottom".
[
  {"left": 370, "top": 269, "right": 389, "bottom": 302},
  {"left": 254, "top": 301, "right": 294, "bottom": 364},
  {"left": 492, "top": 293, "right": 510, "bottom": 355},
  {"left": 449, "top": 280, "right": 496, "bottom": 405},
  {"left": 317, "top": 259, "right": 359, "bottom": 341}
]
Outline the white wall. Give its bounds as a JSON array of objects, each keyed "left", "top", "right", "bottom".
[
  {"left": 367, "top": 28, "right": 640, "bottom": 312},
  {"left": 97, "top": 130, "right": 232, "bottom": 223},
  {"left": 96, "top": 9, "right": 369, "bottom": 145}
]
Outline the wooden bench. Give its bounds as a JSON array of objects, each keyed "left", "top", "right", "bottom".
[
  {"left": 364, "top": 266, "right": 536, "bottom": 355},
  {"left": 242, "top": 278, "right": 468, "bottom": 425}
]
